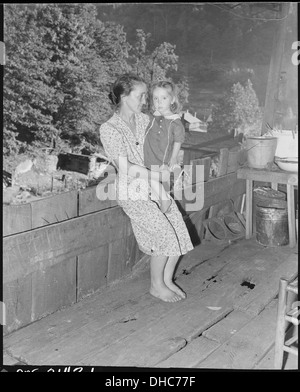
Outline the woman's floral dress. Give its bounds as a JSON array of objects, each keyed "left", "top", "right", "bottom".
[{"left": 99, "top": 112, "right": 193, "bottom": 257}]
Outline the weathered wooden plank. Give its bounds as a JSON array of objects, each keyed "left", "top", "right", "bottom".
[
  {"left": 78, "top": 182, "right": 117, "bottom": 216},
  {"left": 125, "top": 233, "right": 140, "bottom": 271},
  {"left": 179, "top": 240, "right": 295, "bottom": 312},
  {"left": 227, "top": 147, "right": 241, "bottom": 174},
  {"left": 175, "top": 239, "right": 230, "bottom": 276},
  {"left": 234, "top": 253, "right": 298, "bottom": 316},
  {"left": 107, "top": 234, "right": 140, "bottom": 284},
  {"left": 3, "top": 287, "right": 186, "bottom": 365},
  {"left": 3, "top": 352, "right": 21, "bottom": 365},
  {"left": 77, "top": 245, "right": 109, "bottom": 300},
  {"left": 3, "top": 206, "right": 128, "bottom": 284},
  {"left": 182, "top": 134, "right": 233, "bottom": 153},
  {"left": 261, "top": 2, "right": 290, "bottom": 131},
  {"left": 255, "top": 327, "right": 299, "bottom": 370},
  {"left": 196, "top": 240, "right": 292, "bottom": 293},
  {"left": 156, "top": 336, "right": 220, "bottom": 368},
  {"left": 82, "top": 293, "right": 232, "bottom": 367},
  {"left": 107, "top": 238, "right": 127, "bottom": 284},
  {"left": 31, "top": 256, "right": 77, "bottom": 322},
  {"left": 217, "top": 148, "right": 229, "bottom": 177},
  {"left": 3, "top": 238, "right": 296, "bottom": 367},
  {"left": 182, "top": 146, "right": 218, "bottom": 166},
  {"left": 195, "top": 300, "right": 278, "bottom": 369},
  {"left": 2, "top": 240, "right": 222, "bottom": 349},
  {"left": 4, "top": 250, "right": 234, "bottom": 365},
  {"left": 202, "top": 310, "right": 253, "bottom": 344},
  {"left": 184, "top": 208, "right": 209, "bottom": 244},
  {"left": 3, "top": 203, "right": 32, "bottom": 237},
  {"left": 3, "top": 274, "right": 32, "bottom": 335},
  {"left": 237, "top": 167, "right": 298, "bottom": 186},
  {"left": 178, "top": 174, "right": 245, "bottom": 213},
  {"left": 190, "top": 156, "right": 211, "bottom": 183},
  {"left": 30, "top": 190, "right": 78, "bottom": 229},
  {"left": 205, "top": 148, "right": 230, "bottom": 240}
]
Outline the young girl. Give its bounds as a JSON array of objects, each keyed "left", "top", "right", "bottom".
[
  {"left": 144, "top": 81, "right": 185, "bottom": 202},
  {"left": 100, "top": 74, "right": 193, "bottom": 303}
]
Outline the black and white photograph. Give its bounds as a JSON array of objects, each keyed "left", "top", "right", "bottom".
[{"left": 2, "top": 2, "right": 298, "bottom": 373}]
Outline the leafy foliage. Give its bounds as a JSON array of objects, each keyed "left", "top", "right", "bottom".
[
  {"left": 4, "top": 3, "right": 277, "bottom": 159},
  {"left": 208, "top": 79, "right": 262, "bottom": 136},
  {"left": 4, "top": 4, "right": 187, "bottom": 157}
]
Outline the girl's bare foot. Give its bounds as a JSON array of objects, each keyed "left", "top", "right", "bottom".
[
  {"left": 150, "top": 284, "right": 182, "bottom": 303},
  {"left": 164, "top": 281, "right": 186, "bottom": 299}
]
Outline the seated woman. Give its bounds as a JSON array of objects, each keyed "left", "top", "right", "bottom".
[{"left": 99, "top": 73, "right": 193, "bottom": 303}]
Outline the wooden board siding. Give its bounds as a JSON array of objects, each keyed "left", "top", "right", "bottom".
[
  {"left": 3, "top": 206, "right": 134, "bottom": 334},
  {"left": 227, "top": 147, "right": 243, "bottom": 174},
  {"left": 78, "top": 183, "right": 117, "bottom": 216},
  {"left": 190, "top": 156, "right": 211, "bottom": 183},
  {"left": 30, "top": 190, "right": 78, "bottom": 229},
  {"left": 3, "top": 203, "right": 32, "bottom": 237},
  {"left": 178, "top": 173, "right": 246, "bottom": 213},
  {"left": 31, "top": 256, "right": 77, "bottom": 322},
  {"left": 3, "top": 206, "right": 128, "bottom": 284},
  {"left": 3, "top": 275, "right": 32, "bottom": 336},
  {"left": 3, "top": 184, "right": 118, "bottom": 237},
  {"left": 77, "top": 245, "right": 109, "bottom": 300}
]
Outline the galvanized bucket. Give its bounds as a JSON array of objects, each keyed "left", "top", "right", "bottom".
[
  {"left": 246, "top": 136, "right": 278, "bottom": 169},
  {"left": 256, "top": 206, "right": 289, "bottom": 247}
]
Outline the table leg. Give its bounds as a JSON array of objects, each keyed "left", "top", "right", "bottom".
[
  {"left": 245, "top": 179, "right": 253, "bottom": 239},
  {"left": 287, "top": 184, "right": 296, "bottom": 247}
]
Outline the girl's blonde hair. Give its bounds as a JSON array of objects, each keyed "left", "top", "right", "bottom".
[{"left": 150, "top": 80, "right": 182, "bottom": 114}]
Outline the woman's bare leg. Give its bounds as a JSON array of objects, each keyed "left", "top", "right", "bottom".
[
  {"left": 149, "top": 255, "right": 182, "bottom": 302},
  {"left": 149, "top": 176, "right": 171, "bottom": 214},
  {"left": 164, "top": 256, "right": 186, "bottom": 299}
]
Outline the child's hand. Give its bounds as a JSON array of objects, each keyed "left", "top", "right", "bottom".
[
  {"left": 159, "top": 164, "right": 170, "bottom": 172},
  {"left": 159, "top": 165, "right": 171, "bottom": 182},
  {"left": 168, "top": 161, "right": 181, "bottom": 172}
]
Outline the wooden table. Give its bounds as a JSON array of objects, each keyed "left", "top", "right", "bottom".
[{"left": 237, "top": 166, "right": 298, "bottom": 248}]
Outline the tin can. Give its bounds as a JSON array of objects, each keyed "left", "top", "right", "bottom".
[{"left": 256, "top": 206, "right": 289, "bottom": 247}]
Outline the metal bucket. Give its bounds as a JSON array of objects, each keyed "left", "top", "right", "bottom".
[
  {"left": 246, "top": 136, "right": 277, "bottom": 169},
  {"left": 256, "top": 206, "right": 289, "bottom": 247}
]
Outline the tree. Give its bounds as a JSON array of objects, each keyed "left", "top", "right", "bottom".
[
  {"left": 208, "top": 79, "right": 262, "bottom": 136},
  {"left": 4, "top": 4, "right": 112, "bottom": 153},
  {"left": 4, "top": 5, "right": 59, "bottom": 151},
  {"left": 34, "top": 4, "right": 111, "bottom": 147},
  {"left": 4, "top": 3, "right": 190, "bottom": 157},
  {"left": 129, "top": 29, "right": 188, "bottom": 109}
]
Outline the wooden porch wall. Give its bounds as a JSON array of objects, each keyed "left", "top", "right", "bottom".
[
  {"left": 3, "top": 183, "right": 143, "bottom": 336},
  {"left": 3, "top": 144, "right": 246, "bottom": 335}
]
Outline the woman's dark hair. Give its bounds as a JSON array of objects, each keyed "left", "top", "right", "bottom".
[{"left": 108, "top": 73, "right": 146, "bottom": 108}]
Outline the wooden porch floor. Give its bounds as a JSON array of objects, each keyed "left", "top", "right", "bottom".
[{"left": 3, "top": 237, "right": 298, "bottom": 370}]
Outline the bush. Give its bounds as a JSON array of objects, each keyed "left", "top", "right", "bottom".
[{"left": 208, "top": 79, "right": 262, "bottom": 136}]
